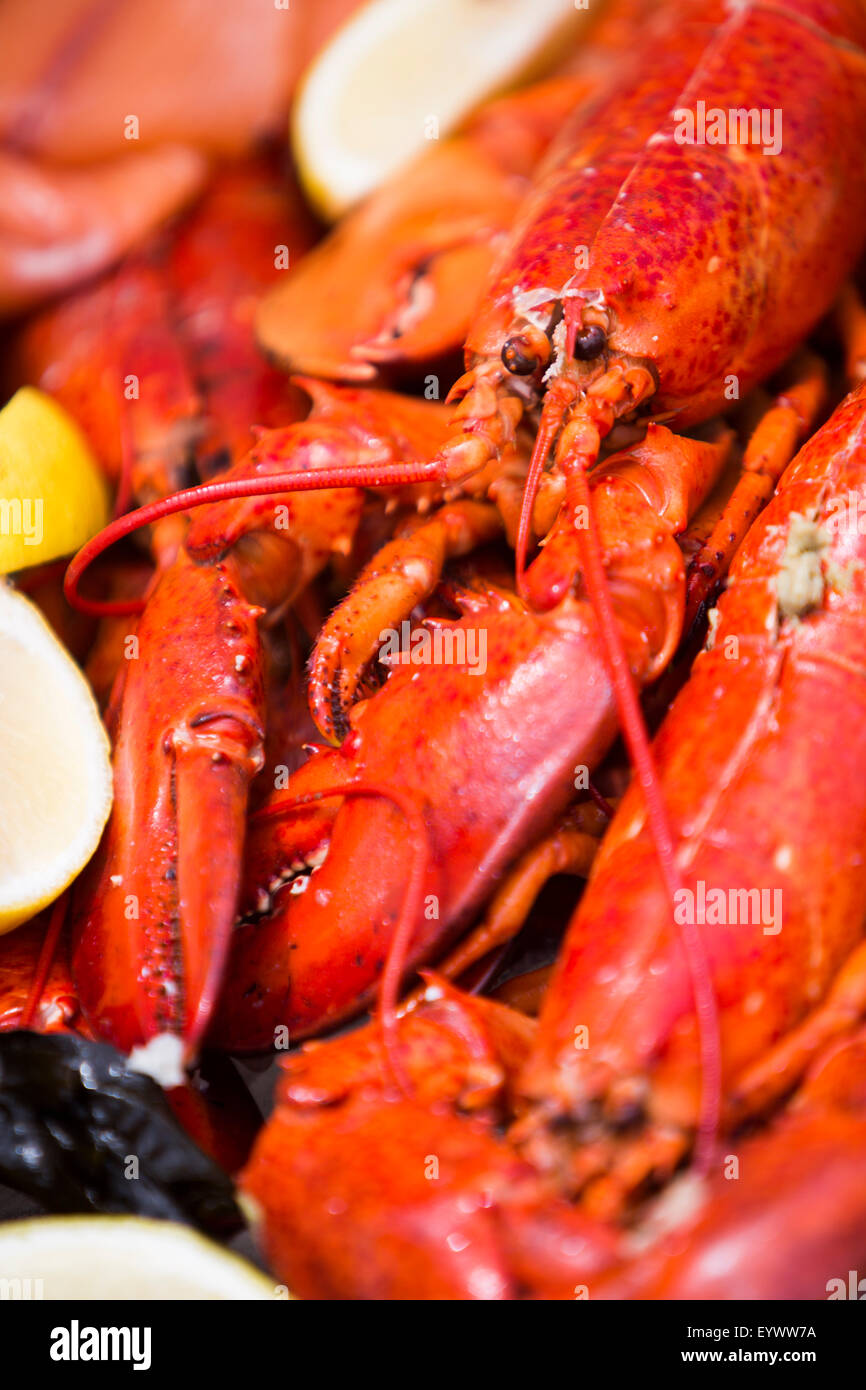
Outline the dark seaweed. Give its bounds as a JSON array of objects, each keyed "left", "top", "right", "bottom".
[{"left": 0, "top": 1032, "right": 243, "bottom": 1238}]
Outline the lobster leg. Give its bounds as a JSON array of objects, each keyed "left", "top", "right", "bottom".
[
  {"left": 308, "top": 498, "right": 504, "bottom": 741},
  {"left": 683, "top": 351, "right": 828, "bottom": 627},
  {"left": 837, "top": 280, "right": 866, "bottom": 388},
  {"left": 491, "top": 966, "right": 555, "bottom": 1018}
]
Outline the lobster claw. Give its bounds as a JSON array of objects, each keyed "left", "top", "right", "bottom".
[
  {"left": 66, "top": 378, "right": 456, "bottom": 1063},
  {"left": 71, "top": 552, "right": 265, "bottom": 1059},
  {"left": 254, "top": 65, "right": 600, "bottom": 384},
  {"left": 209, "top": 598, "right": 632, "bottom": 1053},
  {"left": 256, "top": 141, "right": 531, "bottom": 382}
]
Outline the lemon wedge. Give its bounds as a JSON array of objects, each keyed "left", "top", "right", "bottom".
[
  {"left": 0, "top": 581, "right": 112, "bottom": 932},
  {"left": 293, "top": 0, "right": 591, "bottom": 219},
  {"left": 0, "top": 1217, "right": 281, "bottom": 1300},
  {"left": 0, "top": 387, "right": 109, "bottom": 574}
]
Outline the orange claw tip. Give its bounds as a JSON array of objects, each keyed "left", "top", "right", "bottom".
[
  {"left": 255, "top": 263, "right": 385, "bottom": 383},
  {"left": 357, "top": 239, "right": 502, "bottom": 371},
  {"left": 257, "top": 52, "right": 584, "bottom": 385}
]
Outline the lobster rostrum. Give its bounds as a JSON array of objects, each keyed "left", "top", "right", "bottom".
[{"left": 241, "top": 379, "right": 866, "bottom": 1298}]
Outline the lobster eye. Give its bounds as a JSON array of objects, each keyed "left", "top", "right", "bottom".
[
  {"left": 574, "top": 324, "right": 607, "bottom": 360},
  {"left": 501, "top": 335, "right": 541, "bottom": 376}
]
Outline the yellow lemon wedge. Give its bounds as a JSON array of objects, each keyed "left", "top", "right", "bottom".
[
  {"left": 0, "top": 387, "right": 109, "bottom": 574},
  {"left": 0, "top": 581, "right": 113, "bottom": 932},
  {"left": 0, "top": 1217, "right": 282, "bottom": 1300},
  {"left": 293, "top": 0, "right": 592, "bottom": 220}
]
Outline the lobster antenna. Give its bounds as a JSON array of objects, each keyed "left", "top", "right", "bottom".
[
  {"left": 562, "top": 456, "right": 721, "bottom": 1172},
  {"left": 64, "top": 458, "right": 441, "bottom": 616},
  {"left": 515, "top": 387, "right": 567, "bottom": 594},
  {"left": 587, "top": 778, "right": 614, "bottom": 819},
  {"left": 252, "top": 780, "right": 429, "bottom": 1093},
  {"left": 111, "top": 273, "right": 136, "bottom": 522}
]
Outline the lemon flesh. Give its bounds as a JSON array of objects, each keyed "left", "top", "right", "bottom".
[
  {"left": 0, "top": 387, "right": 109, "bottom": 574},
  {"left": 0, "top": 582, "right": 112, "bottom": 932},
  {"left": 293, "top": 0, "right": 591, "bottom": 219},
  {"left": 0, "top": 1217, "right": 281, "bottom": 1300}
]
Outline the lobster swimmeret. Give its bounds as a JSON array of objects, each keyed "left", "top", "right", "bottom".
[{"left": 241, "top": 379, "right": 866, "bottom": 1299}]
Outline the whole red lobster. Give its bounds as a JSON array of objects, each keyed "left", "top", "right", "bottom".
[{"left": 241, "top": 378, "right": 866, "bottom": 1298}]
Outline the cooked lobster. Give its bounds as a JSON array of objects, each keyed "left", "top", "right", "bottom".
[{"left": 242, "top": 378, "right": 866, "bottom": 1298}]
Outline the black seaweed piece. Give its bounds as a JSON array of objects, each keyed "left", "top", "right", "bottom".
[{"left": 0, "top": 1031, "right": 243, "bottom": 1238}]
